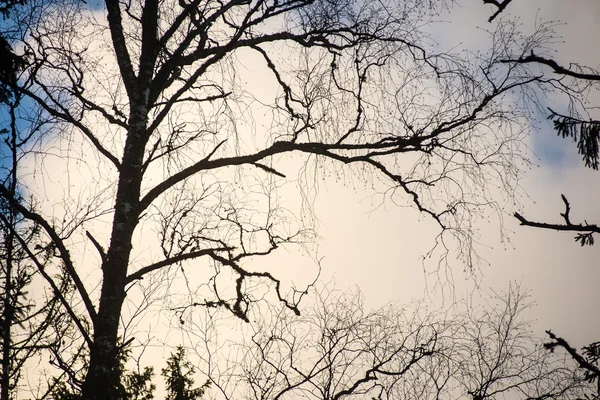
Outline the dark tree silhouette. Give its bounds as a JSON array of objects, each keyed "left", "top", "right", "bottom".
[
  {"left": 0, "top": 0, "right": 26, "bottom": 102},
  {"left": 544, "top": 331, "right": 600, "bottom": 399},
  {"left": 0, "top": 84, "right": 70, "bottom": 400}
]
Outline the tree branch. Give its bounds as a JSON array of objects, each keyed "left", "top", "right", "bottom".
[
  {"left": 104, "top": 0, "right": 137, "bottom": 98},
  {"left": 253, "top": 162, "right": 286, "bottom": 178},
  {"left": 138, "top": 138, "right": 428, "bottom": 213},
  {"left": 125, "top": 247, "right": 233, "bottom": 283},
  {"left": 86, "top": 231, "right": 107, "bottom": 264},
  {"left": 504, "top": 53, "right": 600, "bottom": 81},
  {"left": 545, "top": 330, "right": 600, "bottom": 379},
  {"left": 0, "top": 213, "right": 93, "bottom": 348},
  {"left": 0, "top": 185, "right": 97, "bottom": 321},
  {"left": 22, "top": 87, "right": 121, "bottom": 170},
  {"left": 483, "top": 0, "right": 514, "bottom": 23},
  {"left": 514, "top": 195, "right": 600, "bottom": 246}
]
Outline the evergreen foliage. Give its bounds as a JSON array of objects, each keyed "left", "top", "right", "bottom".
[
  {"left": 51, "top": 346, "right": 209, "bottom": 400},
  {"left": 0, "top": 0, "right": 25, "bottom": 102},
  {"left": 162, "top": 347, "right": 209, "bottom": 400},
  {"left": 549, "top": 109, "right": 600, "bottom": 170}
]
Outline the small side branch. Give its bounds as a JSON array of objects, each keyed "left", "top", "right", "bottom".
[
  {"left": 253, "top": 162, "right": 286, "bottom": 178},
  {"left": 559, "top": 194, "right": 572, "bottom": 225},
  {"left": 86, "top": 231, "right": 107, "bottom": 264}
]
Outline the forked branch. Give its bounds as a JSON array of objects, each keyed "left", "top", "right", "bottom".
[
  {"left": 483, "top": 0, "right": 514, "bottom": 22},
  {"left": 514, "top": 195, "right": 599, "bottom": 246}
]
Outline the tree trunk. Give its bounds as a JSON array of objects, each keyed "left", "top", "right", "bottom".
[
  {"left": 81, "top": 118, "right": 148, "bottom": 400},
  {"left": 1, "top": 110, "right": 18, "bottom": 400},
  {"left": 1, "top": 229, "right": 13, "bottom": 400},
  {"left": 83, "top": 0, "right": 161, "bottom": 396}
]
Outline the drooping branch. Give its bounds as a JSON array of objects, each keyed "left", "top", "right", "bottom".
[
  {"left": 140, "top": 67, "right": 532, "bottom": 234},
  {"left": 548, "top": 108, "right": 600, "bottom": 170},
  {"left": 138, "top": 139, "right": 421, "bottom": 213},
  {"left": 22, "top": 88, "right": 122, "bottom": 170},
  {"left": 148, "top": 22, "right": 356, "bottom": 133}
]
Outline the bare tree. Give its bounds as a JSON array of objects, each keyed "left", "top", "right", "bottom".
[
  {"left": 194, "top": 286, "right": 588, "bottom": 400},
  {"left": 0, "top": 0, "right": 589, "bottom": 398},
  {"left": 474, "top": 4, "right": 600, "bottom": 399},
  {"left": 451, "top": 287, "right": 585, "bottom": 400}
]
